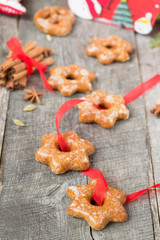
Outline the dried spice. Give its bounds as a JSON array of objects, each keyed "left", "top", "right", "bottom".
[
  {"left": 23, "top": 104, "right": 36, "bottom": 112},
  {"left": 150, "top": 104, "right": 160, "bottom": 116},
  {"left": 0, "top": 40, "right": 54, "bottom": 90},
  {"left": 12, "top": 118, "right": 25, "bottom": 126},
  {"left": 23, "top": 87, "right": 44, "bottom": 104},
  {"left": 46, "top": 34, "right": 52, "bottom": 42}
]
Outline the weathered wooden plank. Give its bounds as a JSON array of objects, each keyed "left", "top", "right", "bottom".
[
  {"left": 84, "top": 29, "right": 156, "bottom": 240},
  {"left": 0, "top": 15, "right": 18, "bottom": 194},
  {"left": 0, "top": 1, "right": 158, "bottom": 239},
  {"left": 136, "top": 26, "right": 160, "bottom": 240},
  {"left": 0, "top": 1, "right": 91, "bottom": 240}
]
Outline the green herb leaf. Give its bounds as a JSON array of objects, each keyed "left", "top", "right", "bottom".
[{"left": 150, "top": 32, "right": 160, "bottom": 49}]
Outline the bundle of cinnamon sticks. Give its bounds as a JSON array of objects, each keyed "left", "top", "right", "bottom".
[{"left": 0, "top": 40, "right": 54, "bottom": 90}]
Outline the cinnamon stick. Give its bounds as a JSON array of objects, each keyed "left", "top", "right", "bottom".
[
  {"left": 0, "top": 78, "right": 6, "bottom": 87},
  {"left": 0, "top": 71, "right": 7, "bottom": 79},
  {"left": 14, "top": 77, "right": 27, "bottom": 89},
  {"left": 10, "top": 53, "right": 44, "bottom": 74},
  {"left": 19, "top": 77, "right": 27, "bottom": 89},
  {"left": 1, "top": 46, "right": 53, "bottom": 74},
  {"left": 6, "top": 79, "right": 14, "bottom": 90},
  {"left": 41, "top": 57, "right": 54, "bottom": 66},
  {"left": 43, "top": 48, "right": 54, "bottom": 57},
  {"left": 8, "top": 50, "right": 13, "bottom": 58},
  {"left": 0, "top": 41, "right": 37, "bottom": 72},
  {"left": 0, "top": 39, "right": 54, "bottom": 90},
  {"left": 23, "top": 41, "right": 37, "bottom": 53},
  {"left": 10, "top": 57, "right": 54, "bottom": 81}
]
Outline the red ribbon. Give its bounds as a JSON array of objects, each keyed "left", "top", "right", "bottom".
[
  {"left": 56, "top": 99, "right": 84, "bottom": 152},
  {"left": 56, "top": 99, "right": 102, "bottom": 152},
  {"left": 123, "top": 74, "right": 160, "bottom": 105},
  {"left": 125, "top": 183, "right": 160, "bottom": 204},
  {"left": 97, "top": 0, "right": 111, "bottom": 8},
  {"left": 55, "top": 74, "right": 160, "bottom": 206},
  {"left": 82, "top": 168, "right": 108, "bottom": 206},
  {"left": 7, "top": 37, "right": 53, "bottom": 92},
  {"left": 83, "top": 168, "right": 160, "bottom": 206}
]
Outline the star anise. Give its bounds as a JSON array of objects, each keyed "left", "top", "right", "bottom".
[
  {"left": 150, "top": 105, "right": 160, "bottom": 116},
  {"left": 23, "top": 87, "right": 44, "bottom": 104}
]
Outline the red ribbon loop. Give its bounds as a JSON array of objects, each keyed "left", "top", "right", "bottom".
[
  {"left": 55, "top": 99, "right": 102, "bottom": 152},
  {"left": 82, "top": 168, "right": 108, "bottom": 206},
  {"left": 55, "top": 74, "right": 160, "bottom": 206},
  {"left": 56, "top": 99, "right": 85, "bottom": 152},
  {"left": 7, "top": 37, "right": 53, "bottom": 92},
  {"left": 83, "top": 168, "right": 160, "bottom": 206}
]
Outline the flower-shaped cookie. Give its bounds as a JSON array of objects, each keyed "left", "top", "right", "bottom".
[
  {"left": 35, "top": 131, "right": 95, "bottom": 174},
  {"left": 48, "top": 64, "right": 96, "bottom": 96},
  {"left": 34, "top": 6, "right": 75, "bottom": 36},
  {"left": 67, "top": 179, "right": 127, "bottom": 230},
  {"left": 77, "top": 90, "right": 129, "bottom": 128},
  {"left": 86, "top": 36, "right": 133, "bottom": 64}
]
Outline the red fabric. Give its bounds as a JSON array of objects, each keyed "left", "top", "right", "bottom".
[
  {"left": 83, "top": 168, "right": 160, "bottom": 206},
  {"left": 55, "top": 74, "right": 160, "bottom": 206},
  {"left": 55, "top": 99, "right": 102, "bottom": 152},
  {"left": 0, "top": 3, "right": 25, "bottom": 16},
  {"left": 56, "top": 99, "right": 84, "bottom": 152},
  {"left": 125, "top": 183, "right": 160, "bottom": 204},
  {"left": 86, "top": 0, "right": 99, "bottom": 18},
  {"left": 97, "top": 0, "right": 110, "bottom": 8},
  {"left": 124, "top": 74, "right": 160, "bottom": 105},
  {"left": 82, "top": 168, "right": 108, "bottom": 206},
  {"left": 83, "top": 169, "right": 160, "bottom": 206},
  {"left": 7, "top": 37, "right": 53, "bottom": 92},
  {"left": 100, "top": 0, "right": 160, "bottom": 27}
]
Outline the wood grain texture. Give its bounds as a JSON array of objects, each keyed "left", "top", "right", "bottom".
[
  {"left": 0, "top": 15, "right": 18, "bottom": 194},
  {"left": 136, "top": 27, "right": 160, "bottom": 240},
  {"left": 0, "top": 0, "right": 159, "bottom": 239}
]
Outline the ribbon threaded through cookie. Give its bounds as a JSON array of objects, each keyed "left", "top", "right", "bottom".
[
  {"left": 7, "top": 37, "right": 54, "bottom": 92},
  {"left": 55, "top": 74, "right": 160, "bottom": 205},
  {"left": 83, "top": 168, "right": 160, "bottom": 206}
]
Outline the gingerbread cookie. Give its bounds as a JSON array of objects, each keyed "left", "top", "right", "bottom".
[
  {"left": 35, "top": 131, "right": 95, "bottom": 174},
  {"left": 67, "top": 179, "right": 127, "bottom": 230},
  {"left": 86, "top": 36, "right": 133, "bottom": 64},
  {"left": 77, "top": 90, "right": 129, "bottom": 128},
  {"left": 48, "top": 64, "right": 96, "bottom": 96},
  {"left": 34, "top": 6, "right": 75, "bottom": 36}
]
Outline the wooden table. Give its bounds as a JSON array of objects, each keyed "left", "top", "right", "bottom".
[{"left": 0, "top": 1, "right": 160, "bottom": 239}]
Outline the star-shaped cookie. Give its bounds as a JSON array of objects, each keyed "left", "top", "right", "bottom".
[
  {"left": 48, "top": 64, "right": 96, "bottom": 96},
  {"left": 77, "top": 90, "right": 129, "bottom": 128},
  {"left": 86, "top": 36, "right": 133, "bottom": 64},
  {"left": 35, "top": 131, "right": 95, "bottom": 174},
  {"left": 67, "top": 179, "right": 127, "bottom": 230}
]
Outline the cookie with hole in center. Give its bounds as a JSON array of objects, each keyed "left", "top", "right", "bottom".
[
  {"left": 86, "top": 36, "right": 133, "bottom": 64},
  {"left": 34, "top": 6, "right": 75, "bottom": 36},
  {"left": 35, "top": 131, "right": 95, "bottom": 174},
  {"left": 77, "top": 90, "right": 129, "bottom": 128},
  {"left": 67, "top": 179, "right": 127, "bottom": 230},
  {"left": 48, "top": 64, "right": 96, "bottom": 96}
]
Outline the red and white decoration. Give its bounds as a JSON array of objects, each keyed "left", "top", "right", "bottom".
[
  {"left": 0, "top": 0, "right": 26, "bottom": 16},
  {"left": 68, "top": 0, "right": 110, "bottom": 20},
  {"left": 134, "top": 12, "right": 153, "bottom": 35},
  {"left": 68, "top": 0, "right": 160, "bottom": 35}
]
